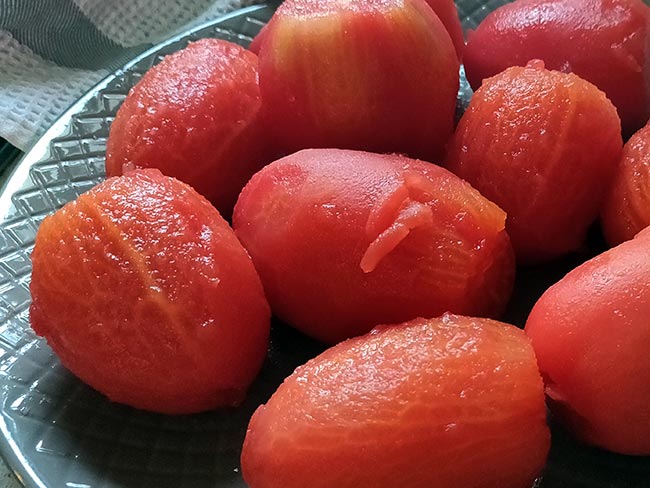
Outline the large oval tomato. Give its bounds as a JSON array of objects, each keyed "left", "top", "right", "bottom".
[
  {"left": 525, "top": 228, "right": 650, "bottom": 455},
  {"left": 256, "top": 0, "right": 459, "bottom": 162},
  {"left": 446, "top": 62, "right": 622, "bottom": 264},
  {"left": 249, "top": 0, "right": 465, "bottom": 59},
  {"left": 242, "top": 314, "right": 549, "bottom": 488},
  {"left": 234, "top": 148, "right": 514, "bottom": 344},
  {"left": 30, "top": 169, "right": 271, "bottom": 414}
]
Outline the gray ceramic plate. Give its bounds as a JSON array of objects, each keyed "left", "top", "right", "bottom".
[{"left": 0, "top": 2, "right": 648, "bottom": 487}]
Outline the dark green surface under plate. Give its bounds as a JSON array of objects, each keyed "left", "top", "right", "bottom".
[{"left": 0, "top": 2, "right": 648, "bottom": 487}]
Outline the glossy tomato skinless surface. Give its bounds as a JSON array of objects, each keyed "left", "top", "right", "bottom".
[
  {"left": 601, "top": 123, "right": 650, "bottom": 246},
  {"left": 257, "top": 0, "right": 459, "bottom": 163},
  {"left": 233, "top": 149, "right": 515, "bottom": 345},
  {"left": 242, "top": 314, "right": 550, "bottom": 488},
  {"left": 463, "top": 0, "right": 650, "bottom": 135},
  {"left": 106, "top": 39, "right": 270, "bottom": 219},
  {"left": 446, "top": 62, "right": 623, "bottom": 264},
  {"left": 249, "top": 0, "right": 465, "bottom": 59},
  {"left": 525, "top": 229, "right": 650, "bottom": 456},
  {"left": 29, "top": 169, "right": 271, "bottom": 415}
]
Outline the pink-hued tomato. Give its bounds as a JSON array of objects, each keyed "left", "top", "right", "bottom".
[
  {"left": 233, "top": 148, "right": 515, "bottom": 344},
  {"left": 525, "top": 229, "right": 650, "bottom": 455},
  {"left": 250, "top": 0, "right": 465, "bottom": 59},
  {"left": 256, "top": 0, "right": 459, "bottom": 162}
]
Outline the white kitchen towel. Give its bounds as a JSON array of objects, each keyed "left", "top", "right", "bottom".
[{"left": 0, "top": 0, "right": 260, "bottom": 152}]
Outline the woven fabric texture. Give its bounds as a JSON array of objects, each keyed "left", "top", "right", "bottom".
[{"left": 0, "top": 0, "right": 258, "bottom": 151}]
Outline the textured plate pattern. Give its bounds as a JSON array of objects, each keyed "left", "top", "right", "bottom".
[{"left": 0, "top": 2, "right": 649, "bottom": 488}]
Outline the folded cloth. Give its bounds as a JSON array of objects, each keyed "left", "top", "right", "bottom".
[{"left": 0, "top": 0, "right": 259, "bottom": 152}]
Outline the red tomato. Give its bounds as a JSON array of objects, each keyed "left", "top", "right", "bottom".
[
  {"left": 30, "top": 169, "right": 271, "bottom": 414},
  {"left": 446, "top": 61, "right": 623, "bottom": 264},
  {"left": 601, "top": 123, "right": 650, "bottom": 246},
  {"left": 242, "top": 314, "right": 550, "bottom": 488},
  {"left": 233, "top": 149, "right": 515, "bottom": 344},
  {"left": 256, "top": 0, "right": 459, "bottom": 162},
  {"left": 250, "top": 0, "right": 466, "bottom": 60},
  {"left": 463, "top": 0, "right": 650, "bottom": 135},
  {"left": 525, "top": 229, "right": 650, "bottom": 455},
  {"left": 106, "top": 39, "right": 271, "bottom": 218}
]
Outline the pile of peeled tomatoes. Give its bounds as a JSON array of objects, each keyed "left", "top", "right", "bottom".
[{"left": 28, "top": 0, "right": 650, "bottom": 486}]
